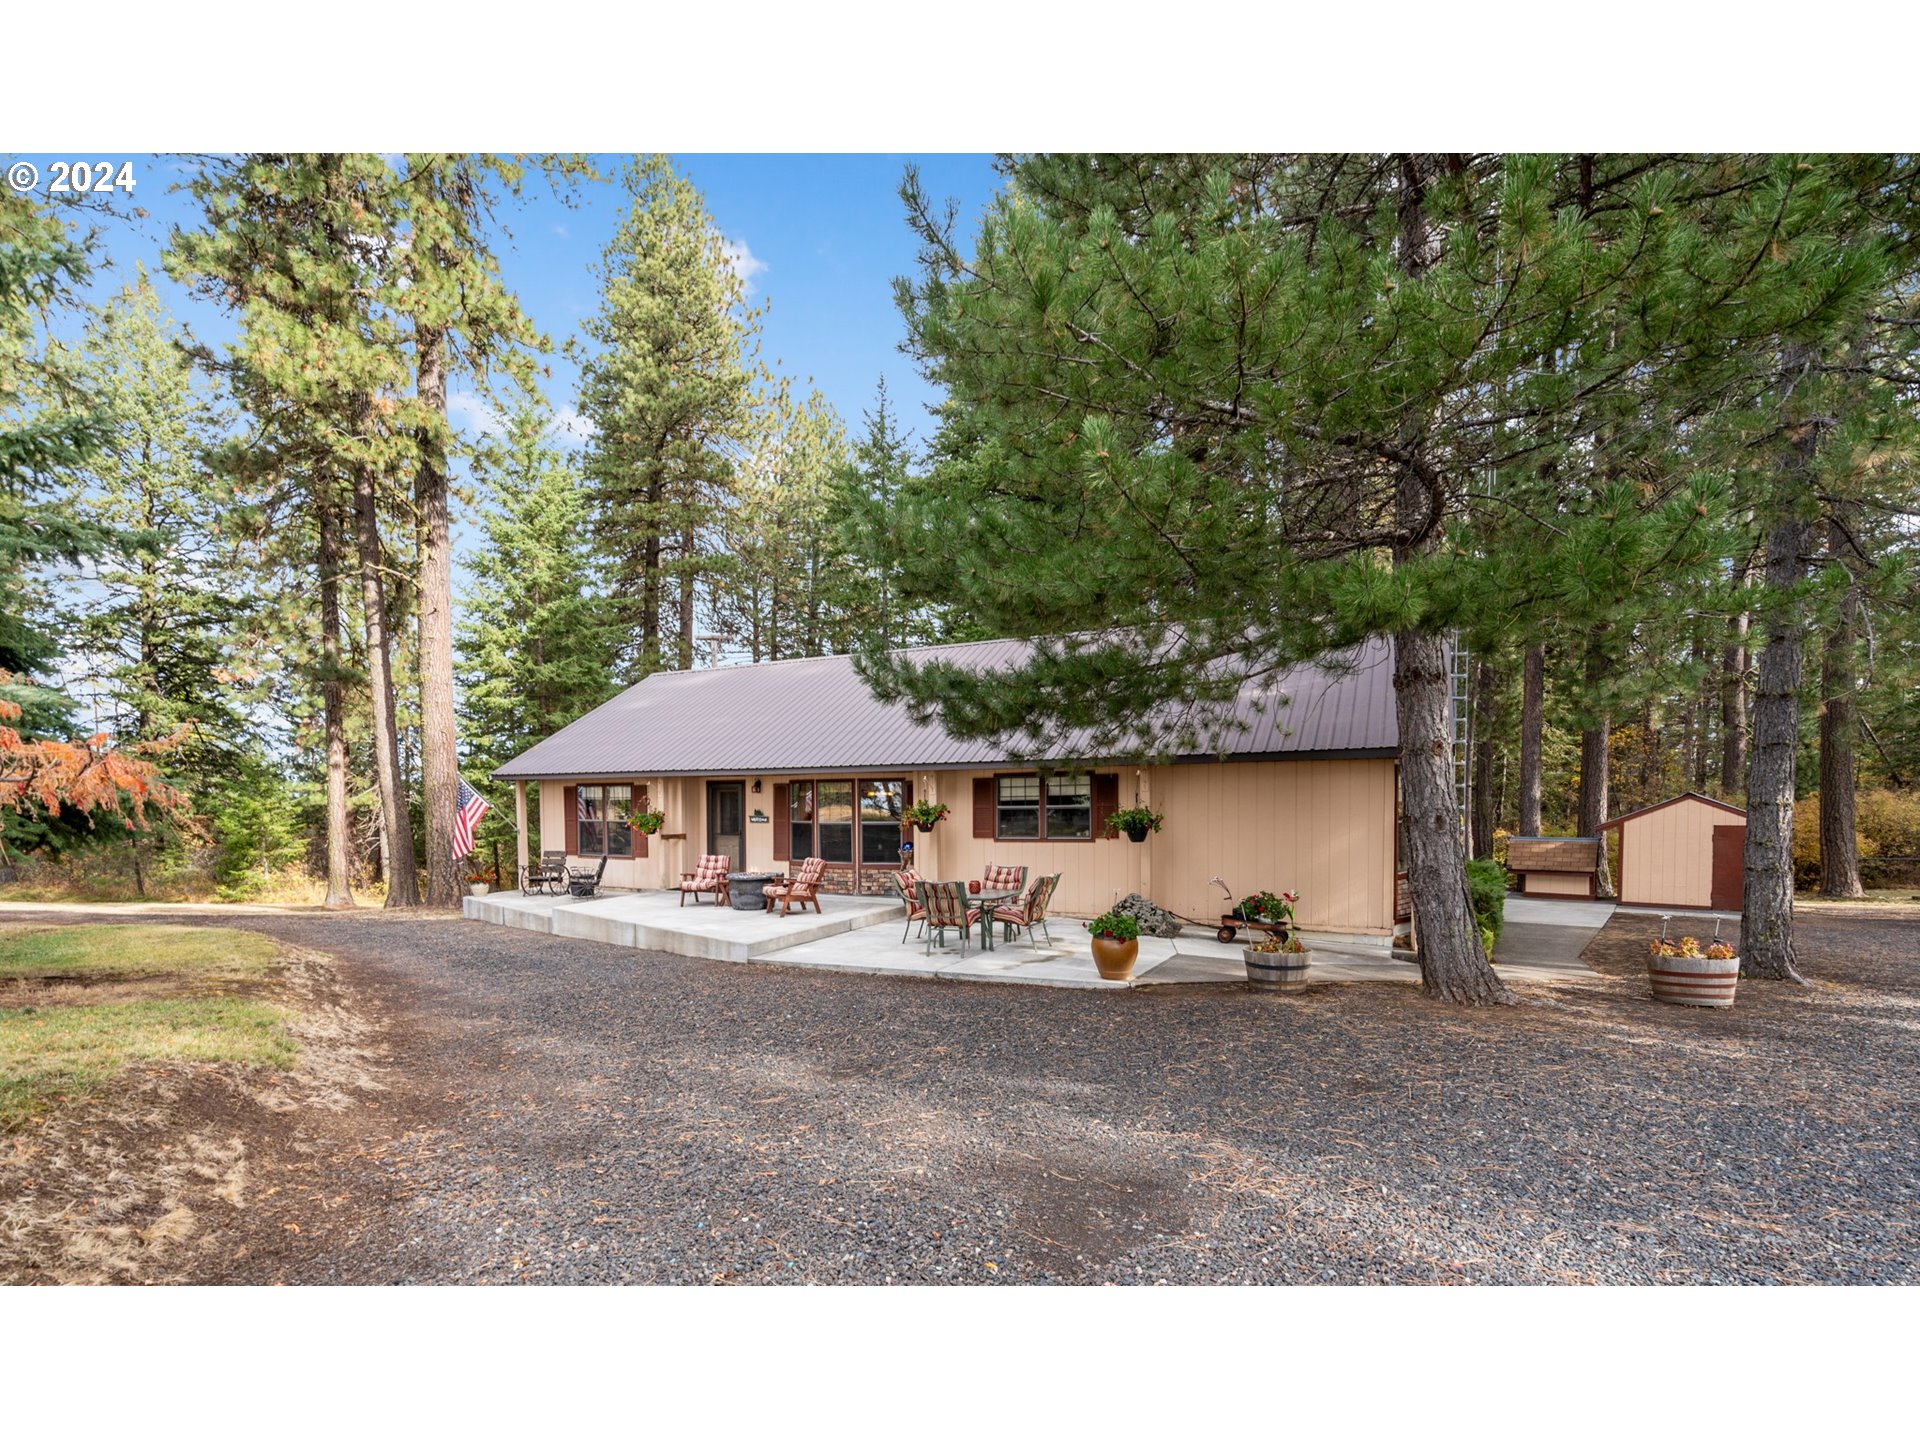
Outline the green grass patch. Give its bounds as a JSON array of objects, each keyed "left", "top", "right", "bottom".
[
  {"left": 0, "top": 924, "right": 297, "bottom": 1129},
  {"left": 0, "top": 995, "right": 295, "bottom": 1129},
  {"left": 0, "top": 924, "right": 280, "bottom": 981}
]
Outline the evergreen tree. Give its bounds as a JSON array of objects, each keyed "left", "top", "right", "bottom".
[
  {"left": 856, "top": 153, "right": 1875, "bottom": 1002},
  {"left": 579, "top": 155, "right": 765, "bottom": 677},
  {"left": 458, "top": 395, "right": 620, "bottom": 779}
]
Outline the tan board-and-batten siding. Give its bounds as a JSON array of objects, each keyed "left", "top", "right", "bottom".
[{"left": 533, "top": 758, "right": 1396, "bottom": 935}]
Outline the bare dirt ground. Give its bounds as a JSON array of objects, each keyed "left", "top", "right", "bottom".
[{"left": 1, "top": 901, "right": 1914, "bottom": 1284}]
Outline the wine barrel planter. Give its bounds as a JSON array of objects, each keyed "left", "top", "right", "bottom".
[
  {"left": 1648, "top": 952, "right": 1740, "bottom": 1007},
  {"left": 1246, "top": 949, "right": 1311, "bottom": 988}
]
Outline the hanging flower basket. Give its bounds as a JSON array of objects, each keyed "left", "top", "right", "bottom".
[
  {"left": 1105, "top": 806, "right": 1164, "bottom": 843},
  {"left": 905, "top": 800, "right": 950, "bottom": 833},
  {"left": 632, "top": 806, "right": 667, "bottom": 836}
]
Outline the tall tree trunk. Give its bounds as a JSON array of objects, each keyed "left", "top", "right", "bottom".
[
  {"left": 1390, "top": 153, "right": 1512, "bottom": 1006},
  {"left": 414, "top": 323, "right": 461, "bottom": 908},
  {"left": 1470, "top": 656, "right": 1497, "bottom": 860},
  {"left": 1742, "top": 348, "right": 1817, "bottom": 982},
  {"left": 1818, "top": 511, "right": 1865, "bottom": 899},
  {"left": 1578, "top": 644, "right": 1614, "bottom": 898},
  {"left": 1691, "top": 633, "right": 1712, "bottom": 793},
  {"left": 349, "top": 407, "right": 420, "bottom": 908},
  {"left": 1721, "top": 555, "right": 1750, "bottom": 796},
  {"left": 678, "top": 525, "right": 696, "bottom": 669},
  {"left": 1517, "top": 643, "right": 1545, "bottom": 835},
  {"left": 317, "top": 488, "right": 355, "bottom": 909}
]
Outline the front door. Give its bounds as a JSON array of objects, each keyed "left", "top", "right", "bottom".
[
  {"left": 707, "top": 781, "right": 746, "bottom": 872},
  {"left": 1711, "top": 824, "right": 1745, "bottom": 911}
]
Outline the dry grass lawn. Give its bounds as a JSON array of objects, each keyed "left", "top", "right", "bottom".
[{"left": 0, "top": 924, "right": 296, "bottom": 1129}]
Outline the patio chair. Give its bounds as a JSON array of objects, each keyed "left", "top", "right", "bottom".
[
  {"left": 983, "top": 862, "right": 1028, "bottom": 895},
  {"left": 679, "top": 854, "right": 732, "bottom": 907},
  {"left": 891, "top": 868, "right": 926, "bottom": 942},
  {"left": 521, "top": 850, "right": 568, "bottom": 896},
  {"left": 916, "top": 880, "right": 982, "bottom": 956},
  {"left": 764, "top": 856, "right": 827, "bottom": 916},
  {"left": 568, "top": 854, "right": 609, "bottom": 897},
  {"left": 989, "top": 872, "right": 1061, "bottom": 949}
]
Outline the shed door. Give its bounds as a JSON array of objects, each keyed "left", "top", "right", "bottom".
[{"left": 1711, "top": 824, "right": 1745, "bottom": 911}]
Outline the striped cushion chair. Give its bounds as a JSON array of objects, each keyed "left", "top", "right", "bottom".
[
  {"left": 916, "top": 880, "right": 982, "bottom": 956},
  {"left": 982, "top": 863, "right": 1028, "bottom": 894},
  {"left": 892, "top": 868, "right": 927, "bottom": 942},
  {"left": 991, "top": 872, "right": 1061, "bottom": 949},
  {"left": 764, "top": 855, "right": 827, "bottom": 916},
  {"left": 679, "top": 854, "right": 732, "bottom": 907}
]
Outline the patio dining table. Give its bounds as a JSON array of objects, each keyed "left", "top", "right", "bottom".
[{"left": 966, "top": 886, "right": 1020, "bottom": 951}]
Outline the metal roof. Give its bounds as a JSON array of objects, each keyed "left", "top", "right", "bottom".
[{"left": 492, "top": 635, "right": 1399, "bottom": 780}]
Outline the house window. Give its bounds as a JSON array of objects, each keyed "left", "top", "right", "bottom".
[
  {"left": 816, "top": 780, "right": 855, "bottom": 863},
  {"left": 860, "top": 779, "right": 906, "bottom": 864},
  {"left": 789, "top": 780, "right": 816, "bottom": 861},
  {"left": 786, "top": 777, "right": 907, "bottom": 867},
  {"left": 577, "top": 783, "right": 633, "bottom": 857},
  {"left": 996, "top": 773, "right": 1091, "bottom": 841},
  {"left": 996, "top": 775, "right": 1041, "bottom": 838}
]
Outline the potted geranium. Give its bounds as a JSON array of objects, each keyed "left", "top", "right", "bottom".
[
  {"left": 1246, "top": 934, "right": 1311, "bottom": 987},
  {"left": 904, "top": 799, "right": 951, "bottom": 833},
  {"left": 1234, "top": 889, "right": 1297, "bottom": 930},
  {"left": 1085, "top": 911, "right": 1142, "bottom": 981},
  {"left": 1648, "top": 929, "right": 1739, "bottom": 1008},
  {"left": 1105, "top": 805, "right": 1164, "bottom": 843},
  {"left": 466, "top": 868, "right": 494, "bottom": 897},
  {"left": 631, "top": 803, "right": 667, "bottom": 836}
]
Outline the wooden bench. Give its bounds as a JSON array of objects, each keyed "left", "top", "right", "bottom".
[{"left": 1505, "top": 836, "right": 1599, "bottom": 899}]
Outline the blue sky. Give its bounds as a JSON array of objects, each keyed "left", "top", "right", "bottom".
[{"left": 16, "top": 151, "right": 1003, "bottom": 457}]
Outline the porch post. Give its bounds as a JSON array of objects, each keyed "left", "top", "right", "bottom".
[{"left": 514, "top": 780, "right": 529, "bottom": 886}]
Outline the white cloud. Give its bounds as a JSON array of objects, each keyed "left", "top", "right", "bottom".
[
  {"left": 447, "top": 391, "right": 505, "bottom": 438},
  {"left": 720, "top": 236, "right": 768, "bottom": 294},
  {"left": 548, "top": 405, "right": 595, "bottom": 444},
  {"left": 552, "top": 222, "right": 570, "bottom": 240}
]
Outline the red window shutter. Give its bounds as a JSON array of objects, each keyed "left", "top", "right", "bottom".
[
  {"left": 973, "top": 777, "right": 995, "bottom": 838},
  {"left": 634, "top": 783, "right": 649, "bottom": 858},
  {"left": 563, "top": 785, "right": 578, "bottom": 854},
  {"left": 1092, "top": 773, "right": 1120, "bottom": 839},
  {"left": 773, "top": 783, "right": 790, "bottom": 861}
]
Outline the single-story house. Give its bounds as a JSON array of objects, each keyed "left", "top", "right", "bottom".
[{"left": 491, "top": 636, "right": 1407, "bottom": 937}]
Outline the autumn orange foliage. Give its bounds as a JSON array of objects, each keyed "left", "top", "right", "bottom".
[{"left": 0, "top": 673, "right": 189, "bottom": 831}]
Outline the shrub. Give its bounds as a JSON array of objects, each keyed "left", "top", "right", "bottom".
[
  {"left": 1794, "top": 788, "right": 1920, "bottom": 887},
  {"left": 1086, "top": 911, "right": 1141, "bottom": 942},
  {"left": 1466, "top": 858, "right": 1508, "bottom": 949}
]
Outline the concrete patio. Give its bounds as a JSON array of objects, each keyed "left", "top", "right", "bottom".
[{"left": 463, "top": 887, "right": 1605, "bottom": 990}]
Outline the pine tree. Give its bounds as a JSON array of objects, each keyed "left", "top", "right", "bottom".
[
  {"left": 49, "top": 274, "right": 254, "bottom": 892},
  {"left": 169, "top": 152, "right": 423, "bottom": 907},
  {"left": 579, "top": 155, "right": 765, "bottom": 678},
  {"left": 862, "top": 154, "right": 1764, "bottom": 1002},
  {"left": 458, "top": 395, "right": 620, "bottom": 780}
]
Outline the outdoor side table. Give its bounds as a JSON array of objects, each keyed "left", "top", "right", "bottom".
[{"left": 727, "top": 871, "right": 782, "bottom": 912}]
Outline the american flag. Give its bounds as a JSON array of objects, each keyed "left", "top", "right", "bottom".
[{"left": 452, "top": 776, "right": 491, "bottom": 862}]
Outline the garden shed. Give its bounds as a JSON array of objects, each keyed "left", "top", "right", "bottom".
[
  {"left": 1505, "top": 836, "right": 1600, "bottom": 898},
  {"left": 1599, "top": 793, "right": 1747, "bottom": 911}
]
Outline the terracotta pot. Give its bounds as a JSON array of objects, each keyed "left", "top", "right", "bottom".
[
  {"left": 1090, "top": 934, "right": 1138, "bottom": 981},
  {"left": 1648, "top": 952, "right": 1739, "bottom": 1007}
]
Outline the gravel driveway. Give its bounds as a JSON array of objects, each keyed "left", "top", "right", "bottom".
[{"left": 7, "top": 904, "right": 1916, "bottom": 1284}]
